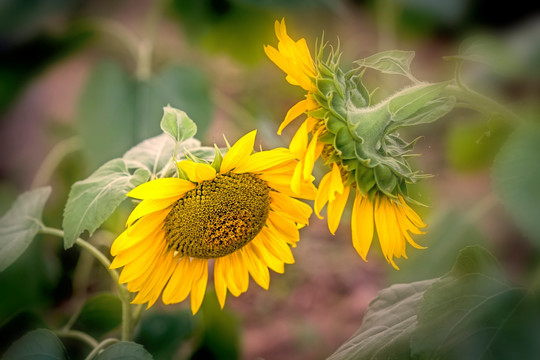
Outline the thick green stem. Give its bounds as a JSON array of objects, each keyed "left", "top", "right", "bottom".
[
  {"left": 54, "top": 330, "right": 99, "bottom": 348},
  {"left": 84, "top": 338, "right": 119, "bottom": 360},
  {"left": 39, "top": 227, "right": 134, "bottom": 341}
]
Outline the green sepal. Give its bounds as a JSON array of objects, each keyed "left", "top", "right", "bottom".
[
  {"left": 318, "top": 131, "right": 336, "bottom": 144},
  {"left": 316, "top": 78, "right": 336, "bottom": 97},
  {"left": 211, "top": 145, "right": 223, "bottom": 172},
  {"left": 176, "top": 163, "right": 189, "bottom": 180},
  {"left": 307, "top": 106, "right": 328, "bottom": 119},
  {"left": 325, "top": 113, "right": 348, "bottom": 134},
  {"left": 334, "top": 127, "right": 356, "bottom": 159},
  {"left": 387, "top": 82, "right": 449, "bottom": 123},
  {"left": 374, "top": 164, "right": 398, "bottom": 196},
  {"left": 355, "top": 165, "right": 376, "bottom": 195}
]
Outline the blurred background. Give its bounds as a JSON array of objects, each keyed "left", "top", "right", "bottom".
[{"left": 0, "top": 0, "right": 539, "bottom": 359}]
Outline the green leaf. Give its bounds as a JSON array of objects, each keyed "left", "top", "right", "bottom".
[
  {"left": 0, "top": 187, "right": 51, "bottom": 271},
  {"left": 390, "top": 209, "right": 486, "bottom": 283},
  {"left": 3, "top": 329, "right": 70, "bottom": 360},
  {"left": 134, "top": 309, "right": 194, "bottom": 360},
  {"left": 77, "top": 62, "right": 213, "bottom": 169},
  {"left": 123, "top": 134, "right": 176, "bottom": 176},
  {"left": 94, "top": 342, "right": 153, "bottom": 360},
  {"left": 387, "top": 82, "right": 448, "bottom": 122},
  {"left": 62, "top": 159, "right": 150, "bottom": 248},
  {"left": 77, "top": 61, "right": 137, "bottom": 169},
  {"left": 356, "top": 50, "right": 416, "bottom": 78},
  {"left": 411, "top": 246, "right": 540, "bottom": 359},
  {"left": 160, "top": 105, "right": 197, "bottom": 143},
  {"left": 327, "top": 279, "right": 436, "bottom": 360},
  {"left": 492, "top": 123, "right": 540, "bottom": 246},
  {"left": 387, "top": 97, "right": 455, "bottom": 133},
  {"left": 73, "top": 293, "right": 122, "bottom": 338}
]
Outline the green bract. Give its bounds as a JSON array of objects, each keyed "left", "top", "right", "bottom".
[{"left": 313, "top": 47, "right": 455, "bottom": 199}]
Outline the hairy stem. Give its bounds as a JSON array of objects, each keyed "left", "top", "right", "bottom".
[{"left": 84, "top": 338, "right": 119, "bottom": 360}]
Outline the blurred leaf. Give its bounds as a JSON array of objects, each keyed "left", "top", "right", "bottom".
[
  {"left": 0, "top": 237, "right": 60, "bottom": 324},
  {"left": 492, "top": 123, "right": 540, "bottom": 246},
  {"left": 135, "top": 309, "right": 194, "bottom": 360},
  {"left": 72, "top": 293, "right": 122, "bottom": 339},
  {"left": 3, "top": 329, "right": 69, "bottom": 360},
  {"left": 0, "top": 311, "right": 46, "bottom": 357},
  {"left": 77, "top": 61, "right": 136, "bottom": 169},
  {"left": 94, "top": 342, "right": 152, "bottom": 360},
  {"left": 387, "top": 82, "right": 448, "bottom": 122},
  {"left": 0, "top": 187, "right": 51, "bottom": 271},
  {"left": 390, "top": 209, "right": 485, "bottom": 283},
  {"left": 411, "top": 246, "right": 540, "bottom": 359},
  {"left": 357, "top": 50, "right": 416, "bottom": 78},
  {"left": 446, "top": 117, "right": 510, "bottom": 171},
  {"left": 161, "top": 106, "right": 198, "bottom": 143},
  {"left": 0, "top": 29, "right": 91, "bottom": 115},
  {"left": 78, "top": 62, "right": 213, "bottom": 168},
  {"left": 327, "top": 279, "right": 436, "bottom": 360},
  {"left": 449, "top": 35, "right": 519, "bottom": 76},
  {"left": 62, "top": 159, "right": 149, "bottom": 248},
  {"left": 190, "top": 292, "right": 240, "bottom": 360}
]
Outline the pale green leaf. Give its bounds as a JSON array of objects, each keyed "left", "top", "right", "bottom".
[
  {"left": 387, "top": 82, "right": 448, "bottom": 121},
  {"left": 160, "top": 105, "right": 197, "bottom": 143},
  {"left": 3, "top": 329, "right": 69, "bottom": 360},
  {"left": 411, "top": 246, "right": 540, "bottom": 359},
  {"left": 123, "top": 134, "right": 175, "bottom": 176},
  {"left": 327, "top": 279, "right": 436, "bottom": 360},
  {"left": 0, "top": 187, "right": 51, "bottom": 271},
  {"left": 62, "top": 159, "right": 150, "bottom": 248},
  {"left": 356, "top": 50, "right": 416, "bottom": 78},
  {"left": 95, "top": 342, "right": 153, "bottom": 360},
  {"left": 387, "top": 96, "right": 455, "bottom": 133},
  {"left": 492, "top": 123, "right": 540, "bottom": 246}
]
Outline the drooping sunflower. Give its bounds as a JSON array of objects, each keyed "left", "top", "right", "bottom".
[
  {"left": 110, "top": 130, "right": 315, "bottom": 314},
  {"left": 265, "top": 19, "right": 429, "bottom": 269}
]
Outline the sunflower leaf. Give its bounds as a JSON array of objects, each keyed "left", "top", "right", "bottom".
[
  {"left": 72, "top": 293, "right": 122, "bottom": 338},
  {"left": 160, "top": 105, "right": 198, "bottom": 144},
  {"left": 411, "top": 245, "right": 540, "bottom": 359},
  {"left": 356, "top": 50, "right": 416, "bottom": 78},
  {"left": 94, "top": 342, "right": 153, "bottom": 360},
  {"left": 492, "top": 123, "right": 540, "bottom": 245},
  {"left": 327, "top": 279, "right": 436, "bottom": 360},
  {"left": 3, "top": 329, "right": 69, "bottom": 360},
  {"left": 0, "top": 187, "right": 51, "bottom": 271},
  {"left": 62, "top": 159, "right": 150, "bottom": 248}
]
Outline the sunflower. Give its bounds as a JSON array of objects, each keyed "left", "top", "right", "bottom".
[
  {"left": 265, "top": 19, "right": 427, "bottom": 269},
  {"left": 110, "top": 130, "right": 315, "bottom": 314}
]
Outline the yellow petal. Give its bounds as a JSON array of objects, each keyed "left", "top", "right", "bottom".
[
  {"left": 162, "top": 256, "right": 194, "bottom": 304},
  {"left": 302, "top": 127, "right": 322, "bottom": 181},
  {"left": 327, "top": 186, "right": 351, "bottom": 234},
  {"left": 233, "top": 148, "right": 294, "bottom": 174},
  {"left": 329, "top": 163, "right": 344, "bottom": 202},
  {"left": 258, "top": 228, "right": 295, "bottom": 264},
  {"left": 177, "top": 161, "right": 216, "bottom": 183},
  {"left": 270, "top": 191, "right": 312, "bottom": 225},
  {"left": 220, "top": 130, "right": 256, "bottom": 173},
  {"left": 190, "top": 259, "right": 208, "bottom": 314},
  {"left": 248, "top": 240, "right": 285, "bottom": 274},
  {"left": 214, "top": 258, "right": 228, "bottom": 309},
  {"left": 314, "top": 171, "right": 332, "bottom": 218},
  {"left": 289, "top": 121, "right": 309, "bottom": 159},
  {"left": 126, "top": 197, "right": 176, "bottom": 226},
  {"left": 127, "top": 178, "right": 195, "bottom": 200},
  {"left": 351, "top": 193, "right": 374, "bottom": 261},
  {"left": 243, "top": 248, "right": 270, "bottom": 289},
  {"left": 278, "top": 100, "right": 308, "bottom": 135}
]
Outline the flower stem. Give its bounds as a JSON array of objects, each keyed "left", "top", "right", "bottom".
[
  {"left": 39, "top": 226, "right": 134, "bottom": 341},
  {"left": 84, "top": 338, "right": 119, "bottom": 360},
  {"left": 54, "top": 329, "right": 99, "bottom": 348}
]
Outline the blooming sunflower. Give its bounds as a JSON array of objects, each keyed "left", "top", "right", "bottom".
[
  {"left": 110, "top": 130, "right": 315, "bottom": 314},
  {"left": 265, "top": 19, "right": 428, "bottom": 269}
]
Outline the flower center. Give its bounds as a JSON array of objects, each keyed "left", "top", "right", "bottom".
[{"left": 163, "top": 172, "right": 271, "bottom": 259}]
